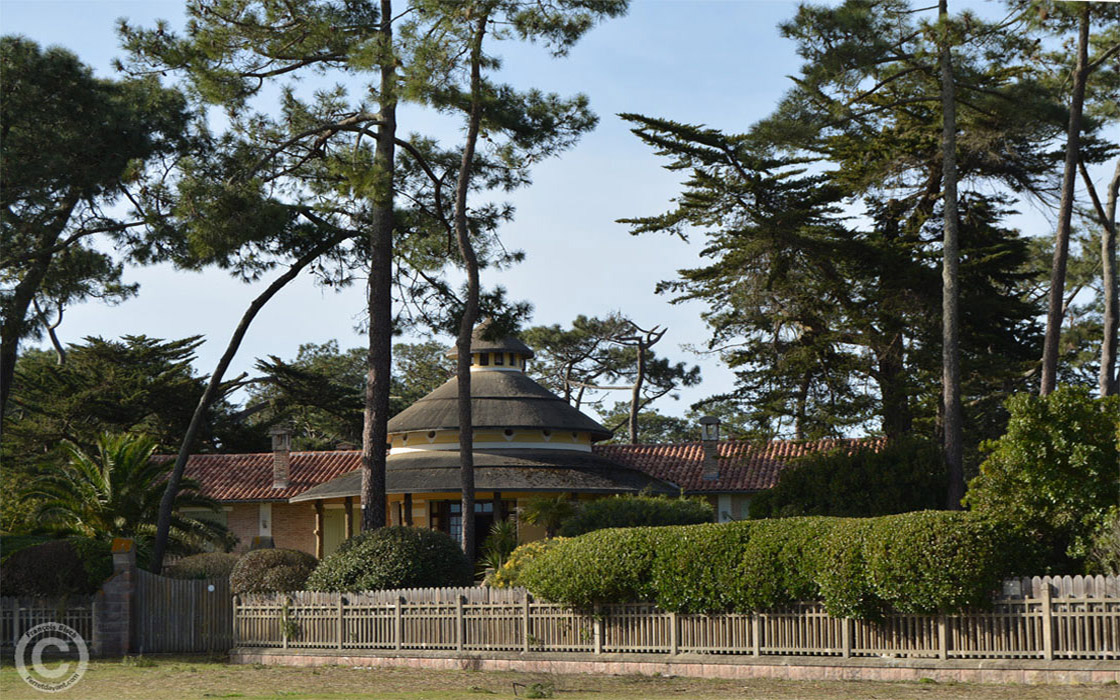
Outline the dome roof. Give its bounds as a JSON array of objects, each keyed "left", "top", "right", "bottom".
[
  {"left": 387, "top": 370, "right": 612, "bottom": 441},
  {"left": 444, "top": 318, "right": 534, "bottom": 359}
]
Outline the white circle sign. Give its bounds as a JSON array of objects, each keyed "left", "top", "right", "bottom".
[{"left": 15, "top": 622, "right": 89, "bottom": 693}]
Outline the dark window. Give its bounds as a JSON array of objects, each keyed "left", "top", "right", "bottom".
[
  {"left": 479, "top": 353, "right": 489, "bottom": 366},
  {"left": 509, "top": 353, "right": 516, "bottom": 366},
  {"left": 494, "top": 353, "right": 503, "bottom": 366}
]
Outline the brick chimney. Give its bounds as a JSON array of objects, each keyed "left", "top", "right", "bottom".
[
  {"left": 270, "top": 425, "right": 291, "bottom": 489},
  {"left": 699, "top": 415, "right": 721, "bottom": 481}
]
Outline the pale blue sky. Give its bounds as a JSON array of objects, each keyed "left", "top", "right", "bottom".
[{"left": 0, "top": 0, "right": 1102, "bottom": 426}]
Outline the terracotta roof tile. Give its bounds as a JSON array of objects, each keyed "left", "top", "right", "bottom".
[
  {"left": 593, "top": 438, "right": 885, "bottom": 493},
  {"left": 164, "top": 437, "right": 884, "bottom": 502},
  {"left": 154, "top": 451, "right": 361, "bottom": 502}
]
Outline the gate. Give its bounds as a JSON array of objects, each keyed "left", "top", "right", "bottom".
[{"left": 133, "top": 570, "right": 232, "bottom": 653}]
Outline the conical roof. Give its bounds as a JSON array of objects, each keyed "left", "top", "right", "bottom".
[
  {"left": 444, "top": 318, "right": 534, "bottom": 359},
  {"left": 386, "top": 370, "right": 612, "bottom": 440}
]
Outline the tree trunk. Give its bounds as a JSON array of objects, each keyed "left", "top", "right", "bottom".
[
  {"left": 1100, "top": 159, "right": 1119, "bottom": 396},
  {"left": 151, "top": 234, "right": 344, "bottom": 572},
  {"left": 628, "top": 338, "right": 646, "bottom": 444},
  {"left": 877, "top": 331, "right": 912, "bottom": 441},
  {"left": 454, "top": 12, "right": 489, "bottom": 558},
  {"left": 1040, "top": 4, "right": 1091, "bottom": 396},
  {"left": 939, "top": 0, "right": 964, "bottom": 510},
  {"left": 0, "top": 198, "right": 77, "bottom": 419},
  {"left": 360, "top": 0, "right": 397, "bottom": 532}
]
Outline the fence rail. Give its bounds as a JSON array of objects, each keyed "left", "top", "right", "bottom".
[
  {"left": 0, "top": 596, "right": 96, "bottom": 651},
  {"left": 234, "top": 581, "right": 1120, "bottom": 661}
]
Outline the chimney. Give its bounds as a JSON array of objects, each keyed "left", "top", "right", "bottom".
[
  {"left": 270, "top": 425, "right": 291, "bottom": 489},
  {"left": 699, "top": 415, "right": 721, "bottom": 481}
]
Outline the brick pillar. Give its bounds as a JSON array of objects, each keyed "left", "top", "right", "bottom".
[{"left": 93, "top": 538, "right": 136, "bottom": 657}]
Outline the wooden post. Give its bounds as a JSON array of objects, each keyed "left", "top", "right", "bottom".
[
  {"left": 842, "top": 618, "right": 851, "bottom": 658},
  {"left": 456, "top": 595, "right": 465, "bottom": 651},
  {"left": 344, "top": 497, "right": 354, "bottom": 538},
  {"left": 522, "top": 595, "right": 531, "bottom": 654},
  {"left": 394, "top": 596, "right": 403, "bottom": 650},
  {"left": 14, "top": 603, "right": 22, "bottom": 648},
  {"left": 669, "top": 612, "right": 678, "bottom": 655},
  {"left": 494, "top": 491, "right": 504, "bottom": 522},
  {"left": 337, "top": 594, "right": 345, "bottom": 650},
  {"left": 938, "top": 614, "right": 948, "bottom": 660},
  {"left": 404, "top": 493, "right": 413, "bottom": 527},
  {"left": 751, "top": 613, "right": 761, "bottom": 656},
  {"left": 314, "top": 501, "right": 325, "bottom": 559},
  {"left": 1041, "top": 585, "right": 1053, "bottom": 660},
  {"left": 282, "top": 597, "right": 290, "bottom": 650},
  {"left": 593, "top": 605, "right": 602, "bottom": 655},
  {"left": 230, "top": 595, "right": 238, "bottom": 649}
]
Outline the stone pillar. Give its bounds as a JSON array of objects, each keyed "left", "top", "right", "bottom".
[{"left": 93, "top": 538, "right": 136, "bottom": 657}]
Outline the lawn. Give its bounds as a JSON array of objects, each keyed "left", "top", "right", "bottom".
[{"left": 0, "top": 656, "right": 1115, "bottom": 700}]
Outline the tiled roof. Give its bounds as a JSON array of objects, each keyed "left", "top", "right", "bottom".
[
  {"left": 594, "top": 438, "right": 886, "bottom": 493},
  {"left": 154, "top": 451, "right": 361, "bottom": 502},
  {"left": 163, "top": 437, "right": 883, "bottom": 502}
]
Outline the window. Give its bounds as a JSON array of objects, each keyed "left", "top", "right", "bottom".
[
  {"left": 494, "top": 352, "right": 503, "bottom": 366},
  {"left": 509, "top": 353, "right": 516, "bottom": 366},
  {"left": 479, "top": 353, "right": 489, "bottom": 366}
]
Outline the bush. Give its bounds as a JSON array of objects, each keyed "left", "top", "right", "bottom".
[
  {"left": 229, "top": 548, "right": 317, "bottom": 594},
  {"left": 519, "top": 527, "right": 665, "bottom": 608},
  {"left": 558, "top": 495, "right": 713, "bottom": 537},
  {"left": 165, "top": 552, "right": 241, "bottom": 580},
  {"left": 520, "top": 512, "right": 1028, "bottom": 618},
  {"left": 964, "top": 387, "right": 1120, "bottom": 571},
  {"left": 306, "top": 526, "right": 472, "bottom": 592},
  {"left": 0, "top": 537, "right": 111, "bottom": 597},
  {"left": 749, "top": 438, "right": 946, "bottom": 519},
  {"left": 485, "top": 537, "right": 567, "bottom": 588}
]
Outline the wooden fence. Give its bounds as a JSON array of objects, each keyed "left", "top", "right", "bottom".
[
  {"left": 0, "top": 596, "right": 96, "bottom": 652},
  {"left": 234, "top": 576, "right": 1120, "bottom": 661},
  {"left": 133, "top": 570, "right": 232, "bottom": 653}
]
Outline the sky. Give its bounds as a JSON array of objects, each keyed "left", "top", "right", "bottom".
[{"left": 0, "top": 0, "right": 1108, "bottom": 426}]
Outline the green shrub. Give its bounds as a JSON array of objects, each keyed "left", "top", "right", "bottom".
[
  {"left": 519, "top": 527, "right": 664, "bottom": 608},
  {"left": 165, "top": 552, "right": 241, "bottom": 580},
  {"left": 749, "top": 438, "right": 945, "bottom": 519},
  {"left": 0, "top": 537, "right": 111, "bottom": 597},
  {"left": 964, "top": 387, "right": 1120, "bottom": 571},
  {"left": 229, "top": 548, "right": 317, "bottom": 594},
  {"left": 306, "top": 526, "right": 472, "bottom": 592},
  {"left": 558, "top": 495, "right": 713, "bottom": 537},
  {"left": 520, "top": 512, "right": 1027, "bottom": 618},
  {"left": 485, "top": 537, "right": 567, "bottom": 588},
  {"left": 737, "top": 517, "right": 832, "bottom": 610},
  {"left": 1088, "top": 507, "right": 1120, "bottom": 575},
  {"left": 864, "top": 512, "right": 1019, "bottom": 613},
  {"left": 649, "top": 522, "right": 753, "bottom": 612}
]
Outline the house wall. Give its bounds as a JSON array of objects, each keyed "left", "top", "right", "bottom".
[
  {"left": 272, "top": 502, "right": 318, "bottom": 554},
  {"left": 227, "top": 503, "right": 261, "bottom": 553}
]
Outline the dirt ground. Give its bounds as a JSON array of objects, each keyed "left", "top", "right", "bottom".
[{"left": 0, "top": 656, "right": 1116, "bottom": 700}]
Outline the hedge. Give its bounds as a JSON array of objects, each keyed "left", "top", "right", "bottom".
[
  {"left": 0, "top": 537, "right": 112, "bottom": 597},
  {"left": 165, "top": 552, "right": 241, "bottom": 581},
  {"left": 229, "top": 548, "right": 317, "bottom": 594},
  {"left": 306, "top": 526, "right": 472, "bottom": 592},
  {"left": 518, "top": 511, "right": 1030, "bottom": 618},
  {"left": 558, "top": 495, "right": 713, "bottom": 537}
]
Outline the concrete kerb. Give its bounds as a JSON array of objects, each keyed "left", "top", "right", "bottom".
[{"left": 228, "top": 647, "right": 1120, "bottom": 685}]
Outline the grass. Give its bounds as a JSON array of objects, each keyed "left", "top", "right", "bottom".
[{"left": 0, "top": 655, "right": 1115, "bottom": 700}]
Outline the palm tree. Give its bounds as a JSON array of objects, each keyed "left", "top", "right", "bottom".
[
  {"left": 25, "top": 433, "right": 232, "bottom": 555},
  {"left": 518, "top": 495, "right": 577, "bottom": 539}
]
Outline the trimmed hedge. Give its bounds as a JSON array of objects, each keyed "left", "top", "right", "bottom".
[
  {"left": 519, "top": 512, "right": 1031, "bottom": 618},
  {"left": 306, "top": 526, "right": 472, "bottom": 592},
  {"left": 229, "top": 548, "right": 317, "bottom": 594},
  {"left": 0, "top": 537, "right": 112, "bottom": 597},
  {"left": 558, "top": 495, "right": 714, "bottom": 537},
  {"left": 165, "top": 552, "right": 241, "bottom": 580}
]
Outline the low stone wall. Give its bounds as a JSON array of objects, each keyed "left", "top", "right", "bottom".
[{"left": 230, "top": 648, "right": 1120, "bottom": 685}]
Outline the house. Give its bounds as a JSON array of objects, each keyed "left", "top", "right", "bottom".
[{"left": 178, "top": 324, "right": 877, "bottom": 558}]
